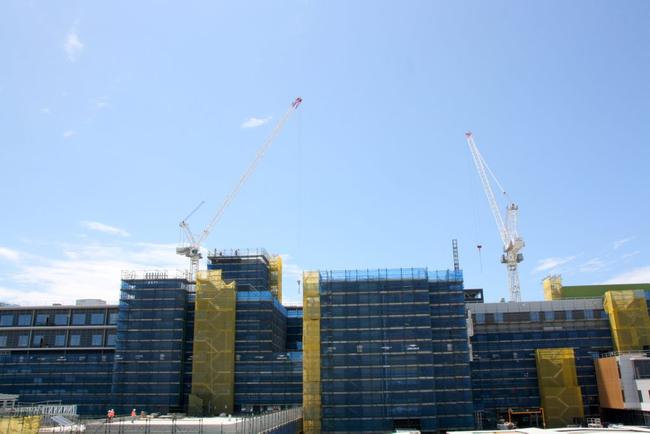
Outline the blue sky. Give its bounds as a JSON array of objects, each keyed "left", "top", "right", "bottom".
[{"left": 1, "top": 1, "right": 649, "bottom": 305}]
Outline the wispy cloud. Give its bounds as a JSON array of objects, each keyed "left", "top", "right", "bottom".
[
  {"left": 579, "top": 257, "right": 607, "bottom": 272},
  {"left": 533, "top": 256, "right": 576, "bottom": 273},
  {"left": 0, "top": 241, "right": 187, "bottom": 306},
  {"left": 63, "top": 130, "right": 76, "bottom": 139},
  {"left": 63, "top": 30, "right": 84, "bottom": 62},
  {"left": 241, "top": 116, "right": 271, "bottom": 129},
  {"left": 622, "top": 251, "right": 641, "bottom": 260},
  {"left": 82, "top": 221, "right": 130, "bottom": 237},
  {"left": 0, "top": 247, "right": 20, "bottom": 262},
  {"left": 90, "top": 97, "right": 109, "bottom": 110},
  {"left": 41, "top": 107, "right": 51, "bottom": 115},
  {"left": 613, "top": 236, "right": 635, "bottom": 250},
  {"left": 603, "top": 266, "right": 650, "bottom": 285}
]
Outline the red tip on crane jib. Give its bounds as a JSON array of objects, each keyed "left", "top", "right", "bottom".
[{"left": 292, "top": 97, "right": 303, "bottom": 108}]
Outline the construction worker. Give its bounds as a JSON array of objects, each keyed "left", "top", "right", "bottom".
[{"left": 131, "top": 408, "right": 137, "bottom": 423}]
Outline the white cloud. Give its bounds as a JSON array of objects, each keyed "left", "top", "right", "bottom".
[
  {"left": 613, "top": 236, "right": 635, "bottom": 250},
  {"left": 579, "top": 257, "right": 607, "bottom": 273},
  {"left": 82, "top": 221, "right": 130, "bottom": 237},
  {"left": 91, "top": 97, "right": 109, "bottom": 110},
  {"left": 1, "top": 241, "right": 188, "bottom": 306},
  {"left": 63, "top": 130, "right": 76, "bottom": 138},
  {"left": 0, "top": 247, "right": 20, "bottom": 262},
  {"left": 63, "top": 31, "right": 84, "bottom": 62},
  {"left": 603, "top": 266, "right": 650, "bottom": 285},
  {"left": 533, "top": 256, "right": 576, "bottom": 273},
  {"left": 241, "top": 116, "right": 271, "bottom": 129},
  {"left": 41, "top": 107, "right": 51, "bottom": 115}
]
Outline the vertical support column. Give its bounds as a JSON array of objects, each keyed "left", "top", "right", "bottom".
[
  {"left": 189, "top": 270, "right": 237, "bottom": 416},
  {"left": 535, "top": 348, "right": 583, "bottom": 428},
  {"left": 302, "top": 271, "right": 321, "bottom": 433},
  {"left": 603, "top": 290, "right": 650, "bottom": 352}
]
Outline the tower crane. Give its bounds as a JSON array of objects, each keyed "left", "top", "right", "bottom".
[
  {"left": 176, "top": 97, "right": 303, "bottom": 279},
  {"left": 465, "top": 131, "right": 524, "bottom": 302}
]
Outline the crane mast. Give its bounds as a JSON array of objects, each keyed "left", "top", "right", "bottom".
[
  {"left": 176, "top": 97, "right": 303, "bottom": 279},
  {"left": 465, "top": 131, "right": 524, "bottom": 302}
]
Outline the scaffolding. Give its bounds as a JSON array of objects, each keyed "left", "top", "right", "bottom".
[
  {"left": 270, "top": 255, "right": 283, "bottom": 302},
  {"left": 302, "top": 271, "right": 321, "bottom": 434},
  {"left": 535, "top": 348, "right": 584, "bottom": 428},
  {"left": 603, "top": 290, "right": 650, "bottom": 352},
  {"left": 189, "top": 270, "right": 237, "bottom": 416}
]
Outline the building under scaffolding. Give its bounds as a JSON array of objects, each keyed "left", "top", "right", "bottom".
[{"left": 303, "top": 267, "right": 474, "bottom": 433}]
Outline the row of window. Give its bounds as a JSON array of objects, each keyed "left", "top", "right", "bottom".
[
  {"left": 474, "top": 309, "right": 607, "bottom": 324},
  {"left": 0, "top": 332, "right": 115, "bottom": 348},
  {"left": 0, "top": 311, "right": 118, "bottom": 327}
]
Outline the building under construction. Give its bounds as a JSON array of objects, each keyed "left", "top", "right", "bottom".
[{"left": 2, "top": 249, "right": 650, "bottom": 432}]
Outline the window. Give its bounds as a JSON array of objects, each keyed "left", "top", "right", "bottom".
[
  {"left": 18, "top": 314, "right": 32, "bottom": 326},
  {"left": 71, "top": 313, "right": 85, "bottom": 325},
  {"left": 108, "top": 312, "right": 118, "bottom": 325},
  {"left": 70, "top": 334, "right": 81, "bottom": 346},
  {"left": 622, "top": 389, "right": 626, "bottom": 402},
  {"left": 35, "top": 314, "right": 49, "bottom": 326},
  {"left": 32, "top": 335, "right": 44, "bottom": 347},
  {"left": 495, "top": 312, "right": 503, "bottom": 323},
  {"left": 565, "top": 310, "right": 573, "bottom": 320},
  {"left": 475, "top": 313, "right": 485, "bottom": 324},
  {"left": 18, "top": 335, "right": 29, "bottom": 347},
  {"left": 544, "top": 311, "right": 555, "bottom": 321},
  {"left": 54, "top": 314, "right": 69, "bottom": 326},
  {"left": 639, "top": 390, "right": 643, "bottom": 403},
  {"left": 530, "top": 311, "right": 540, "bottom": 321},
  {"left": 0, "top": 314, "right": 13, "bottom": 326},
  {"left": 54, "top": 335, "right": 66, "bottom": 347},
  {"left": 447, "top": 343, "right": 453, "bottom": 352},
  {"left": 0, "top": 336, "right": 7, "bottom": 347},
  {"left": 91, "top": 334, "right": 103, "bottom": 346},
  {"left": 90, "top": 312, "right": 105, "bottom": 325},
  {"left": 107, "top": 334, "right": 116, "bottom": 346}
]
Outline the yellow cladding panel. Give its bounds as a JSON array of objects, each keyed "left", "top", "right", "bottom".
[
  {"left": 603, "top": 290, "right": 650, "bottom": 352},
  {"left": 189, "top": 270, "right": 237, "bottom": 416},
  {"left": 303, "top": 271, "right": 321, "bottom": 434},
  {"left": 535, "top": 348, "right": 584, "bottom": 428},
  {"left": 0, "top": 416, "right": 42, "bottom": 434},
  {"left": 270, "top": 255, "right": 283, "bottom": 303},
  {"left": 543, "top": 275, "right": 563, "bottom": 300}
]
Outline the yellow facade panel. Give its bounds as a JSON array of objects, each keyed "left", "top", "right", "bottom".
[
  {"left": 303, "top": 270, "right": 321, "bottom": 434},
  {"left": 543, "top": 275, "right": 563, "bottom": 300},
  {"left": 535, "top": 348, "right": 584, "bottom": 428},
  {"left": 603, "top": 290, "right": 650, "bottom": 352},
  {"left": 0, "top": 416, "right": 41, "bottom": 434},
  {"left": 270, "top": 255, "right": 283, "bottom": 303},
  {"left": 189, "top": 270, "right": 237, "bottom": 416}
]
